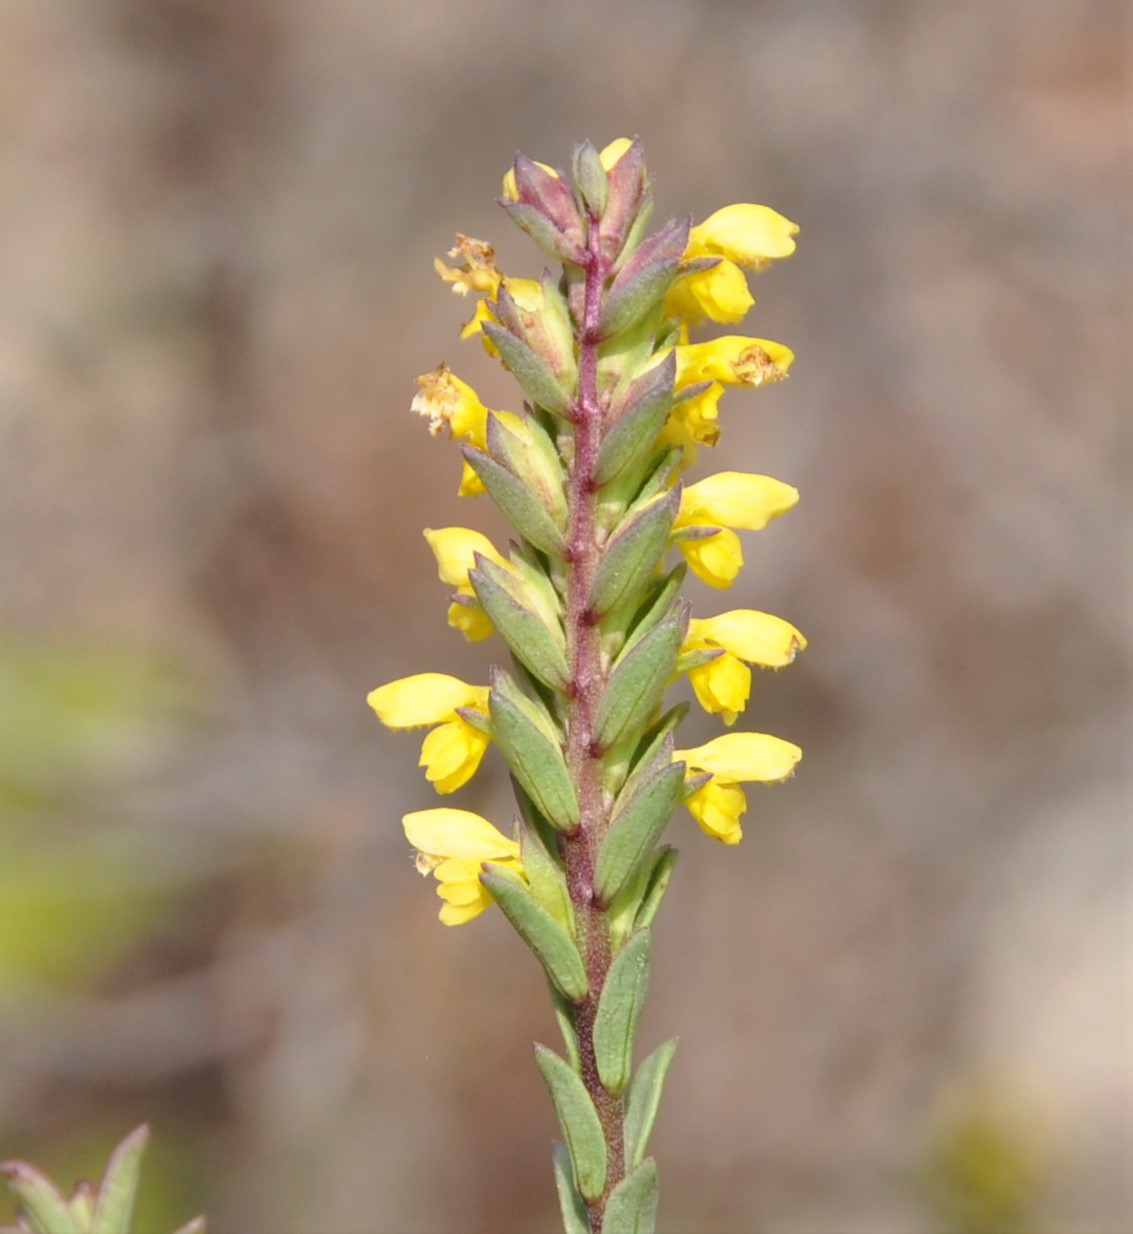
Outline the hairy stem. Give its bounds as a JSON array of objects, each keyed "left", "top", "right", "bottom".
[{"left": 562, "top": 212, "right": 625, "bottom": 1230}]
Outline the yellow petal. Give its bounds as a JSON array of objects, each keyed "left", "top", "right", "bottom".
[
  {"left": 424, "top": 527, "right": 506, "bottom": 588},
  {"left": 502, "top": 159, "right": 559, "bottom": 200},
  {"left": 688, "top": 204, "right": 799, "bottom": 269},
  {"left": 674, "top": 336, "right": 795, "bottom": 388},
  {"left": 457, "top": 460, "right": 485, "bottom": 497},
  {"left": 678, "top": 529, "right": 743, "bottom": 589},
  {"left": 367, "top": 673, "right": 486, "bottom": 729},
  {"left": 599, "top": 138, "right": 634, "bottom": 169},
  {"left": 419, "top": 718, "right": 490, "bottom": 793},
  {"left": 446, "top": 598, "right": 494, "bottom": 642},
  {"left": 687, "top": 610, "right": 807, "bottom": 667},
  {"left": 687, "top": 652, "right": 751, "bottom": 725},
  {"left": 677, "top": 471, "right": 799, "bottom": 531},
  {"left": 664, "top": 259, "right": 754, "bottom": 326},
  {"left": 677, "top": 731, "right": 802, "bottom": 783},
  {"left": 433, "top": 234, "right": 502, "bottom": 296},
  {"left": 402, "top": 808, "right": 519, "bottom": 862},
  {"left": 684, "top": 779, "right": 747, "bottom": 844}
]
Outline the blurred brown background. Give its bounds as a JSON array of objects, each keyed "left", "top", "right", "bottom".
[{"left": 0, "top": 1, "right": 1128, "bottom": 1232}]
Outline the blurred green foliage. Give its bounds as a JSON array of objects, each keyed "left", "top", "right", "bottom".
[{"left": 0, "top": 631, "right": 198, "bottom": 990}]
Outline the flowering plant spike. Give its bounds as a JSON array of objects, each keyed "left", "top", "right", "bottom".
[{"left": 374, "top": 138, "right": 805, "bottom": 1232}]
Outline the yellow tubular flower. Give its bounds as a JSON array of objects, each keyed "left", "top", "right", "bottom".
[
  {"left": 424, "top": 526, "right": 508, "bottom": 643},
  {"left": 403, "top": 808, "right": 524, "bottom": 926},
  {"left": 664, "top": 260, "right": 754, "bottom": 327},
  {"left": 676, "top": 732, "right": 802, "bottom": 844},
  {"left": 675, "top": 335, "right": 795, "bottom": 388},
  {"left": 657, "top": 381, "right": 725, "bottom": 464},
  {"left": 672, "top": 472, "right": 799, "bottom": 588},
  {"left": 683, "top": 610, "right": 807, "bottom": 724},
  {"left": 367, "top": 673, "right": 491, "bottom": 793},
  {"left": 688, "top": 203, "right": 799, "bottom": 269}
]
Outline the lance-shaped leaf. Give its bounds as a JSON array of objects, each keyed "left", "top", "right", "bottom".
[
  {"left": 595, "top": 354, "right": 676, "bottom": 487},
  {"left": 674, "top": 645, "right": 724, "bottom": 674},
  {"left": 595, "top": 757, "right": 684, "bottom": 905},
  {"left": 471, "top": 557, "right": 569, "bottom": 690},
  {"left": 593, "top": 930, "right": 652, "bottom": 1092},
  {"left": 597, "top": 217, "right": 690, "bottom": 339},
  {"left": 500, "top": 198, "right": 587, "bottom": 265},
  {"left": 602, "top": 1158, "right": 660, "bottom": 1234},
  {"left": 481, "top": 322, "right": 575, "bottom": 419},
  {"left": 572, "top": 140, "right": 608, "bottom": 218},
  {"left": 594, "top": 606, "right": 687, "bottom": 750},
  {"left": 624, "top": 1038, "right": 679, "bottom": 1169},
  {"left": 91, "top": 1125, "right": 149, "bottom": 1234},
  {"left": 535, "top": 1045, "right": 608, "bottom": 1201},
  {"left": 517, "top": 808, "right": 572, "bottom": 931},
  {"left": 486, "top": 411, "right": 567, "bottom": 526},
  {"left": 551, "top": 1142, "right": 591, "bottom": 1234},
  {"left": 0, "top": 1162, "right": 82, "bottom": 1234},
  {"left": 490, "top": 670, "right": 580, "bottom": 832},
  {"left": 512, "top": 155, "right": 583, "bottom": 238},
  {"left": 601, "top": 139, "right": 648, "bottom": 264},
  {"left": 589, "top": 487, "right": 679, "bottom": 618},
  {"left": 463, "top": 447, "right": 567, "bottom": 557},
  {"left": 633, "top": 845, "right": 679, "bottom": 932},
  {"left": 482, "top": 868, "right": 588, "bottom": 1001}
]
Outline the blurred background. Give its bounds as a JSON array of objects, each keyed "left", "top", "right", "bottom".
[{"left": 0, "top": 1, "right": 1127, "bottom": 1231}]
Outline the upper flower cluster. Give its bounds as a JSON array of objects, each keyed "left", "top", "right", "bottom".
[{"left": 373, "top": 138, "right": 805, "bottom": 922}]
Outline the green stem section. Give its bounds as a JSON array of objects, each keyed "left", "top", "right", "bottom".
[{"left": 562, "top": 212, "right": 625, "bottom": 1231}]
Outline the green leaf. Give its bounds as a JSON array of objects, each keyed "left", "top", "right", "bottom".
[
  {"left": 481, "top": 322, "right": 575, "bottom": 418},
  {"left": 593, "top": 930, "right": 651, "bottom": 1093},
  {"left": 597, "top": 218, "right": 689, "bottom": 340},
  {"left": 489, "top": 672, "right": 580, "bottom": 833},
  {"left": 624, "top": 1038, "right": 679, "bottom": 1169},
  {"left": 633, "top": 846, "right": 679, "bottom": 933},
  {"left": 551, "top": 1142, "right": 591, "bottom": 1234},
  {"left": 602, "top": 1158, "right": 660, "bottom": 1234},
  {"left": 481, "top": 869, "right": 588, "bottom": 1001},
  {"left": 589, "top": 489, "right": 679, "bottom": 618},
  {"left": 486, "top": 412, "right": 567, "bottom": 526},
  {"left": 470, "top": 559, "right": 570, "bottom": 691},
  {"left": 0, "top": 1162, "right": 82, "bottom": 1234},
  {"left": 500, "top": 199, "right": 586, "bottom": 266},
  {"left": 674, "top": 645, "right": 723, "bottom": 674},
  {"left": 595, "top": 759, "right": 684, "bottom": 905},
  {"left": 595, "top": 355, "right": 676, "bottom": 487},
  {"left": 91, "top": 1125, "right": 149, "bottom": 1234},
  {"left": 534, "top": 1045, "right": 607, "bottom": 1201},
  {"left": 462, "top": 448, "right": 567, "bottom": 557},
  {"left": 550, "top": 985, "right": 582, "bottom": 1072},
  {"left": 516, "top": 809, "right": 572, "bottom": 931},
  {"left": 572, "top": 140, "right": 608, "bottom": 218},
  {"left": 594, "top": 608, "right": 686, "bottom": 750},
  {"left": 614, "top": 566, "right": 686, "bottom": 660}
]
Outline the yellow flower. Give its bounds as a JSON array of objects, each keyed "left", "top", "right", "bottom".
[
  {"left": 433, "top": 234, "right": 502, "bottom": 297},
  {"left": 423, "top": 526, "right": 507, "bottom": 643},
  {"left": 657, "top": 381, "right": 725, "bottom": 463},
  {"left": 402, "top": 807, "right": 524, "bottom": 926},
  {"left": 367, "top": 673, "right": 491, "bottom": 793},
  {"left": 683, "top": 610, "right": 807, "bottom": 724},
  {"left": 689, "top": 203, "right": 799, "bottom": 269},
  {"left": 676, "top": 731, "right": 802, "bottom": 843},
  {"left": 674, "top": 335, "right": 795, "bottom": 388},
  {"left": 664, "top": 259, "right": 754, "bottom": 327},
  {"left": 672, "top": 471, "right": 799, "bottom": 588},
  {"left": 664, "top": 203, "right": 798, "bottom": 326}
]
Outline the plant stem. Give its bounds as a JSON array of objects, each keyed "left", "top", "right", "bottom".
[{"left": 562, "top": 211, "right": 625, "bottom": 1231}]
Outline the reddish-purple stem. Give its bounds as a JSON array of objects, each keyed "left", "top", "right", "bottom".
[{"left": 561, "top": 213, "right": 626, "bottom": 1231}]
